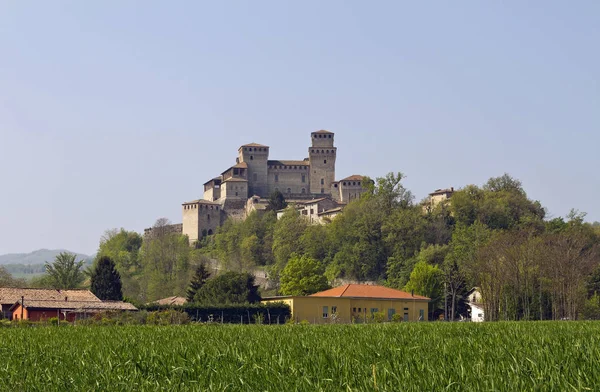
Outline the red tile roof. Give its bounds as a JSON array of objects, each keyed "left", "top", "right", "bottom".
[
  {"left": 0, "top": 288, "right": 100, "bottom": 305},
  {"left": 340, "top": 175, "right": 365, "bottom": 182},
  {"left": 310, "top": 284, "right": 429, "bottom": 300}
]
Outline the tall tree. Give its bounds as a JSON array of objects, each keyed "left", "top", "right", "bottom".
[
  {"left": 193, "top": 271, "right": 261, "bottom": 305},
  {"left": 404, "top": 260, "right": 443, "bottom": 319},
  {"left": 90, "top": 256, "right": 123, "bottom": 301},
  {"left": 186, "top": 263, "right": 211, "bottom": 302},
  {"left": 266, "top": 190, "right": 287, "bottom": 211},
  {"left": 45, "top": 252, "right": 86, "bottom": 289},
  {"left": 279, "top": 254, "right": 329, "bottom": 296}
]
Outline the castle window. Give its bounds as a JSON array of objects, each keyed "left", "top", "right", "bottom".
[
  {"left": 250, "top": 155, "right": 253, "bottom": 160},
  {"left": 254, "top": 148, "right": 257, "bottom": 151},
  {"left": 287, "top": 188, "right": 291, "bottom": 194},
  {"left": 311, "top": 150, "right": 314, "bottom": 153},
  {"left": 314, "top": 135, "right": 317, "bottom": 138},
  {"left": 275, "top": 174, "right": 279, "bottom": 182},
  {"left": 321, "top": 188, "right": 324, "bottom": 194},
  {"left": 235, "top": 192, "right": 238, "bottom": 196},
  {"left": 334, "top": 184, "right": 338, "bottom": 188},
  {"left": 326, "top": 150, "right": 329, "bottom": 153},
  {"left": 216, "top": 207, "right": 219, "bottom": 210},
  {"left": 321, "top": 150, "right": 324, "bottom": 153},
  {"left": 207, "top": 214, "right": 210, "bottom": 221},
  {"left": 343, "top": 182, "right": 346, "bottom": 186},
  {"left": 321, "top": 178, "right": 324, "bottom": 185},
  {"left": 301, "top": 174, "right": 305, "bottom": 183},
  {"left": 353, "top": 182, "right": 356, "bottom": 185},
  {"left": 318, "top": 134, "right": 322, "bottom": 138},
  {"left": 301, "top": 188, "right": 306, "bottom": 194},
  {"left": 208, "top": 229, "right": 213, "bottom": 235},
  {"left": 358, "top": 182, "right": 361, "bottom": 186},
  {"left": 210, "top": 206, "right": 213, "bottom": 209},
  {"left": 324, "top": 160, "right": 327, "bottom": 164},
  {"left": 328, "top": 135, "right": 332, "bottom": 138}
]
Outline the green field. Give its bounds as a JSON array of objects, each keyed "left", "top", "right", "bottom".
[{"left": 2, "top": 322, "right": 599, "bottom": 391}]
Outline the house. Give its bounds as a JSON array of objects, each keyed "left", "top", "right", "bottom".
[
  {"left": 466, "top": 288, "right": 485, "bottom": 322},
  {"left": 0, "top": 288, "right": 100, "bottom": 320},
  {"left": 0, "top": 288, "right": 137, "bottom": 322},
  {"left": 277, "top": 197, "right": 344, "bottom": 224},
  {"left": 262, "top": 284, "right": 430, "bottom": 324},
  {"left": 148, "top": 296, "right": 187, "bottom": 306}
]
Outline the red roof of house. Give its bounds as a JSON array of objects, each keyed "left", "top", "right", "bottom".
[{"left": 310, "top": 284, "right": 429, "bottom": 300}]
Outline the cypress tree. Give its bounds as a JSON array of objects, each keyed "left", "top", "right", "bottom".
[
  {"left": 186, "top": 263, "right": 211, "bottom": 302},
  {"left": 90, "top": 256, "right": 123, "bottom": 301}
]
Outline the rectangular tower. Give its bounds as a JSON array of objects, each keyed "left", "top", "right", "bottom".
[
  {"left": 238, "top": 143, "right": 269, "bottom": 197},
  {"left": 308, "top": 130, "right": 336, "bottom": 195}
]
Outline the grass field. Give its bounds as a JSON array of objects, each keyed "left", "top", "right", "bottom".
[{"left": 2, "top": 322, "right": 599, "bottom": 391}]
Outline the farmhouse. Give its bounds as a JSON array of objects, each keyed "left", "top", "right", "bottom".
[
  {"left": 0, "top": 288, "right": 137, "bottom": 322},
  {"left": 262, "top": 284, "right": 430, "bottom": 324},
  {"left": 466, "top": 288, "right": 485, "bottom": 322}
]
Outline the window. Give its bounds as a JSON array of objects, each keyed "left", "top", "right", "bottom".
[
  {"left": 320, "top": 178, "right": 324, "bottom": 185},
  {"left": 310, "top": 208, "right": 314, "bottom": 215},
  {"left": 235, "top": 192, "right": 238, "bottom": 196},
  {"left": 287, "top": 188, "right": 291, "bottom": 194},
  {"left": 332, "top": 306, "right": 337, "bottom": 315},
  {"left": 207, "top": 214, "right": 210, "bottom": 221},
  {"left": 403, "top": 313, "right": 409, "bottom": 322},
  {"left": 324, "top": 160, "right": 327, "bottom": 164},
  {"left": 326, "top": 150, "right": 329, "bottom": 153},
  {"left": 250, "top": 155, "right": 254, "bottom": 160},
  {"left": 370, "top": 308, "right": 378, "bottom": 314},
  {"left": 419, "top": 309, "right": 424, "bottom": 320},
  {"left": 301, "top": 174, "right": 306, "bottom": 183},
  {"left": 321, "top": 188, "right": 324, "bottom": 194},
  {"left": 352, "top": 307, "right": 357, "bottom": 313},
  {"left": 334, "top": 184, "right": 338, "bottom": 188},
  {"left": 388, "top": 308, "right": 396, "bottom": 321},
  {"left": 301, "top": 188, "right": 306, "bottom": 194},
  {"left": 404, "top": 307, "right": 409, "bottom": 311},
  {"left": 343, "top": 182, "right": 346, "bottom": 186},
  {"left": 233, "top": 168, "right": 239, "bottom": 175},
  {"left": 275, "top": 174, "right": 279, "bottom": 182},
  {"left": 322, "top": 306, "right": 328, "bottom": 318},
  {"left": 328, "top": 135, "right": 332, "bottom": 138}
]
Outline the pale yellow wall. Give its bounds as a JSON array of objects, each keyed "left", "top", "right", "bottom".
[
  {"left": 182, "top": 205, "right": 199, "bottom": 243},
  {"left": 264, "top": 297, "right": 429, "bottom": 324},
  {"left": 267, "top": 166, "right": 309, "bottom": 195}
]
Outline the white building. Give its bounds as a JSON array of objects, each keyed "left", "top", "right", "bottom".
[{"left": 467, "top": 288, "right": 485, "bottom": 322}]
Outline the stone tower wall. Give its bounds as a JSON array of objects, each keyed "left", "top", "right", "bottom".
[{"left": 239, "top": 146, "right": 269, "bottom": 197}]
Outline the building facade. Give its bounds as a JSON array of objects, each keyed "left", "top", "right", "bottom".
[
  {"left": 178, "top": 130, "right": 368, "bottom": 243},
  {"left": 262, "top": 284, "right": 430, "bottom": 324}
]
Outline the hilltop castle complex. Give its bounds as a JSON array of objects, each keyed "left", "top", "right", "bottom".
[{"left": 175, "top": 130, "right": 368, "bottom": 243}]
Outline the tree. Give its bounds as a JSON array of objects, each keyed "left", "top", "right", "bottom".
[
  {"left": 279, "top": 254, "right": 329, "bottom": 295},
  {"left": 90, "top": 256, "right": 123, "bottom": 301},
  {"left": 404, "top": 260, "right": 443, "bottom": 319},
  {"left": 186, "top": 263, "right": 211, "bottom": 302},
  {"left": 193, "top": 271, "right": 261, "bottom": 305},
  {"left": 45, "top": 252, "right": 86, "bottom": 289},
  {"left": 266, "top": 190, "right": 287, "bottom": 211},
  {"left": 0, "top": 266, "right": 26, "bottom": 288}
]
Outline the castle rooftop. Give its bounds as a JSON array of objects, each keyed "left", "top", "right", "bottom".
[
  {"left": 239, "top": 142, "right": 269, "bottom": 148},
  {"left": 268, "top": 160, "right": 309, "bottom": 166},
  {"left": 313, "top": 130, "right": 333, "bottom": 134},
  {"left": 340, "top": 174, "right": 365, "bottom": 181},
  {"left": 182, "top": 199, "right": 221, "bottom": 205}
]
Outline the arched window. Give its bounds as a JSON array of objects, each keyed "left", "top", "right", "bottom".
[
  {"left": 207, "top": 214, "right": 210, "bottom": 221},
  {"left": 326, "top": 150, "right": 329, "bottom": 154},
  {"left": 250, "top": 155, "right": 254, "bottom": 160},
  {"left": 324, "top": 160, "right": 327, "bottom": 164},
  {"left": 208, "top": 229, "right": 213, "bottom": 235},
  {"left": 321, "top": 178, "right": 324, "bottom": 185},
  {"left": 321, "top": 150, "right": 324, "bottom": 153},
  {"left": 301, "top": 188, "right": 306, "bottom": 194}
]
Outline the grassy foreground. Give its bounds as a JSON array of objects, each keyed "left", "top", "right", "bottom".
[{"left": 2, "top": 322, "right": 599, "bottom": 391}]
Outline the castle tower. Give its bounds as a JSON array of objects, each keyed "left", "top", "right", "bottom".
[
  {"left": 308, "top": 130, "right": 336, "bottom": 195},
  {"left": 238, "top": 143, "right": 269, "bottom": 197}
]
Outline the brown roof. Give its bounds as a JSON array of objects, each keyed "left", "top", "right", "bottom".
[
  {"left": 222, "top": 177, "right": 248, "bottom": 182},
  {"left": 203, "top": 177, "right": 222, "bottom": 186},
  {"left": 240, "top": 143, "right": 269, "bottom": 148},
  {"left": 0, "top": 288, "right": 100, "bottom": 305},
  {"left": 312, "top": 130, "right": 334, "bottom": 134},
  {"left": 429, "top": 188, "right": 455, "bottom": 196},
  {"left": 182, "top": 199, "right": 221, "bottom": 205},
  {"left": 318, "top": 207, "right": 344, "bottom": 215},
  {"left": 232, "top": 162, "right": 248, "bottom": 169},
  {"left": 340, "top": 175, "right": 365, "bottom": 182},
  {"left": 310, "top": 284, "right": 430, "bottom": 300},
  {"left": 150, "top": 296, "right": 187, "bottom": 306},
  {"left": 10, "top": 299, "right": 137, "bottom": 311},
  {"left": 268, "top": 160, "right": 310, "bottom": 166}
]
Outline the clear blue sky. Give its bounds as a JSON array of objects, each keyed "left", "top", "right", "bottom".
[{"left": 1, "top": 2, "right": 598, "bottom": 255}]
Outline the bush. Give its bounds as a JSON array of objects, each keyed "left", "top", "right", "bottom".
[
  {"left": 140, "top": 302, "right": 290, "bottom": 324},
  {"left": 391, "top": 313, "right": 403, "bottom": 323},
  {"left": 147, "top": 310, "right": 190, "bottom": 325}
]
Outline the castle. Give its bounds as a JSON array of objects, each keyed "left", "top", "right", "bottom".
[{"left": 178, "top": 130, "right": 368, "bottom": 243}]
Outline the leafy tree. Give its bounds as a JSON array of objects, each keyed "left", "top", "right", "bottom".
[
  {"left": 279, "top": 254, "right": 329, "bottom": 295},
  {"left": 271, "top": 209, "right": 307, "bottom": 275},
  {"left": 404, "top": 260, "right": 443, "bottom": 318},
  {"left": 90, "top": 256, "right": 123, "bottom": 301},
  {"left": 186, "top": 263, "right": 211, "bottom": 302},
  {"left": 194, "top": 271, "right": 261, "bottom": 305},
  {"left": 266, "top": 190, "right": 287, "bottom": 211},
  {"left": 0, "top": 266, "right": 26, "bottom": 288},
  {"left": 45, "top": 252, "right": 86, "bottom": 289}
]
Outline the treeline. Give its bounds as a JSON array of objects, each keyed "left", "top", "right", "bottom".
[{"left": 207, "top": 172, "right": 600, "bottom": 321}]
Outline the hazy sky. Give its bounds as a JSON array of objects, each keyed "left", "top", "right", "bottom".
[{"left": 1, "top": 2, "right": 598, "bottom": 255}]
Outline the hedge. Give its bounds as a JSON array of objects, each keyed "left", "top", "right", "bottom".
[{"left": 139, "top": 302, "right": 291, "bottom": 324}]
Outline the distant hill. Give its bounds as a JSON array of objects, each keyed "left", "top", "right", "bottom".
[{"left": 0, "top": 249, "right": 92, "bottom": 265}]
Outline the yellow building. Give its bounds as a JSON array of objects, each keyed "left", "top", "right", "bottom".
[{"left": 262, "top": 284, "right": 430, "bottom": 324}]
